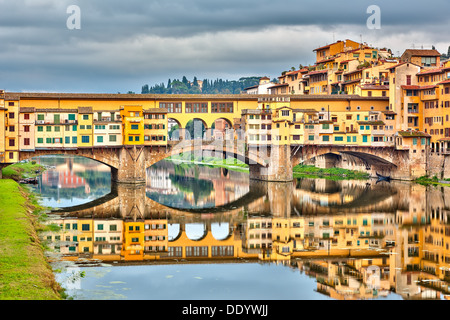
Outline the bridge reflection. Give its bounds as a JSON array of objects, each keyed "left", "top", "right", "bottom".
[{"left": 43, "top": 179, "right": 450, "bottom": 299}]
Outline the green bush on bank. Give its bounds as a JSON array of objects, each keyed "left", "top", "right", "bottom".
[
  {"left": 293, "top": 165, "right": 370, "bottom": 180},
  {"left": 2, "top": 161, "right": 46, "bottom": 181}
]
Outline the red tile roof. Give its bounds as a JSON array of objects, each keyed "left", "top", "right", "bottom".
[{"left": 402, "top": 49, "right": 441, "bottom": 57}]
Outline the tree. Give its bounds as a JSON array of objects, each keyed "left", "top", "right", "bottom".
[
  {"left": 141, "top": 84, "right": 149, "bottom": 94},
  {"left": 448, "top": 45, "right": 450, "bottom": 57}
]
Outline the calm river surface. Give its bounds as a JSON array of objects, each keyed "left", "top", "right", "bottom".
[{"left": 29, "top": 155, "right": 450, "bottom": 300}]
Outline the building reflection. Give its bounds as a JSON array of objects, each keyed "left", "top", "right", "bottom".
[{"left": 40, "top": 177, "right": 450, "bottom": 300}]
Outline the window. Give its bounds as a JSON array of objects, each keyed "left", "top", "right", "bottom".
[
  {"left": 363, "top": 136, "right": 368, "bottom": 143},
  {"left": 334, "top": 136, "right": 344, "bottom": 142},
  {"left": 109, "top": 135, "right": 117, "bottom": 142},
  {"left": 68, "top": 114, "right": 76, "bottom": 121},
  {"left": 72, "top": 137, "right": 77, "bottom": 144},
  {"left": 46, "top": 126, "right": 52, "bottom": 132},
  {"left": 23, "top": 138, "right": 30, "bottom": 146},
  {"left": 81, "top": 136, "right": 90, "bottom": 143},
  {"left": 211, "top": 102, "right": 233, "bottom": 113},
  {"left": 322, "top": 135, "right": 330, "bottom": 142},
  {"left": 97, "top": 136, "right": 103, "bottom": 143},
  {"left": 160, "top": 102, "right": 182, "bottom": 113},
  {"left": 82, "top": 224, "right": 90, "bottom": 231},
  {"left": 131, "top": 124, "right": 139, "bottom": 130},
  {"left": 308, "top": 135, "right": 314, "bottom": 141},
  {"left": 37, "top": 138, "right": 43, "bottom": 144},
  {"left": 37, "top": 126, "right": 43, "bottom": 132},
  {"left": 281, "top": 110, "right": 290, "bottom": 116}
]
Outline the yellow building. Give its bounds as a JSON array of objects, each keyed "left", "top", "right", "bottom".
[
  {"left": 121, "top": 105, "right": 145, "bottom": 146},
  {"left": 0, "top": 90, "right": 6, "bottom": 163},
  {"left": 144, "top": 108, "right": 168, "bottom": 146},
  {"left": 122, "top": 220, "right": 145, "bottom": 261},
  {"left": 77, "top": 107, "right": 94, "bottom": 148}
]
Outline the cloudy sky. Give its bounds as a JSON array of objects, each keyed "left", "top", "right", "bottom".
[{"left": 0, "top": 0, "right": 449, "bottom": 93}]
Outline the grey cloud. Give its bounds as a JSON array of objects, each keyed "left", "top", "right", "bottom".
[{"left": 0, "top": 0, "right": 449, "bottom": 93}]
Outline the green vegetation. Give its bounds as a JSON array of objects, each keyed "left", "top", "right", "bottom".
[
  {"left": 141, "top": 76, "right": 261, "bottom": 94},
  {"left": 168, "top": 153, "right": 249, "bottom": 172},
  {"left": 0, "top": 179, "right": 62, "bottom": 300},
  {"left": 2, "top": 161, "right": 46, "bottom": 181},
  {"left": 293, "top": 165, "right": 370, "bottom": 180},
  {"left": 415, "top": 175, "right": 450, "bottom": 186}
]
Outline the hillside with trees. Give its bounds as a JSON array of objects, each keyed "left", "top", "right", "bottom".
[{"left": 140, "top": 76, "right": 261, "bottom": 94}]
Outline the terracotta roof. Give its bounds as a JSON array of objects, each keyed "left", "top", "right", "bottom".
[
  {"left": 308, "top": 69, "right": 328, "bottom": 75},
  {"left": 35, "top": 108, "right": 78, "bottom": 113},
  {"left": 19, "top": 107, "right": 35, "bottom": 113},
  {"left": 360, "top": 85, "right": 389, "bottom": 90},
  {"left": 401, "top": 85, "right": 421, "bottom": 90},
  {"left": 387, "top": 61, "right": 422, "bottom": 70},
  {"left": 143, "top": 108, "right": 168, "bottom": 114},
  {"left": 417, "top": 68, "right": 443, "bottom": 75},
  {"left": 437, "top": 79, "right": 450, "bottom": 85},
  {"left": 402, "top": 49, "right": 441, "bottom": 57},
  {"left": 78, "top": 107, "right": 93, "bottom": 114},
  {"left": 268, "top": 83, "right": 289, "bottom": 88}
]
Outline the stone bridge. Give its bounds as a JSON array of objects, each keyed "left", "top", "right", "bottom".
[{"left": 8, "top": 139, "right": 418, "bottom": 183}]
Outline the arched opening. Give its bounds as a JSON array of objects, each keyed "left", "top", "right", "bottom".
[
  {"left": 168, "top": 118, "right": 182, "bottom": 141},
  {"left": 185, "top": 223, "right": 208, "bottom": 241},
  {"left": 211, "top": 222, "right": 232, "bottom": 240},
  {"left": 211, "top": 118, "right": 234, "bottom": 140},
  {"left": 184, "top": 119, "right": 208, "bottom": 140}
]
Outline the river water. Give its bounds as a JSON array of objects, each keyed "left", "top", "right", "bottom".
[{"left": 29, "top": 155, "right": 450, "bottom": 300}]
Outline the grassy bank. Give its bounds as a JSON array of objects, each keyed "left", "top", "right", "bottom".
[
  {"left": 2, "top": 161, "right": 46, "bottom": 181},
  {"left": 0, "top": 179, "right": 62, "bottom": 300},
  {"left": 167, "top": 154, "right": 249, "bottom": 172},
  {"left": 415, "top": 175, "right": 450, "bottom": 187},
  {"left": 293, "top": 165, "right": 370, "bottom": 180}
]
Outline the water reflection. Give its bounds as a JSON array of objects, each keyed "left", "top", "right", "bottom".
[
  {"left": 146, "top": 160, "right": 249, "bottom": 209},
  {"left": 36, "top": 156, "right": 450, "bottom": 300},
  {"left": 30, "top": 155, "right": 111, "bottom": 208}
]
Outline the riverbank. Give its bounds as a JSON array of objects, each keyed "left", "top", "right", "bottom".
[
  {"left": 0, "top": 179, "right": 62, "bottom": 300},
  {"left": 167, "top": 154, "right": 249, "bottom": 172},
  {"left": 293, "top": 165, "right": 370, "bottom": 180},
  {"left": 415, "top": 175, "right": 450, "bottom": 187},
  {"left": 2, "top": 161, "right": 46, "bottom": 181}
]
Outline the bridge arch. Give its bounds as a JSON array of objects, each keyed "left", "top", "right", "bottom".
[
  {"left": 152, "top": 141, "right": 267, "bottom": 169},
  {"left": 17, "top": 151, "right": 119, "bottom": 171},
  {"left": 294, "top": 147, "right": 397, "bottom": 169}
]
